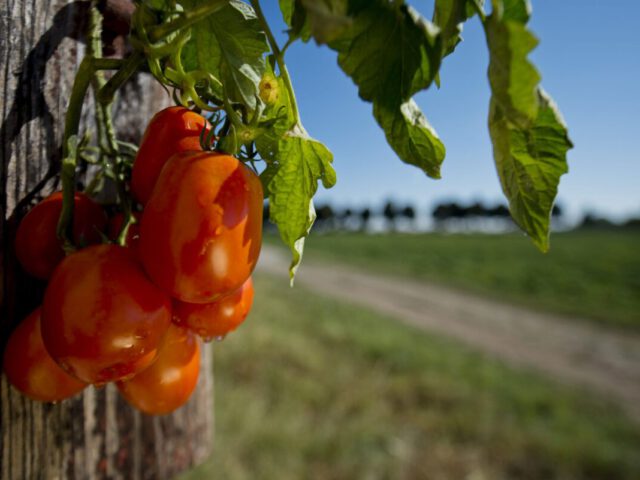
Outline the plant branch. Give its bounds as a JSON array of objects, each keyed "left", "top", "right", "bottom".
[
  {"left": 57, "top": 56, "right": 95, "bottom": 250},
  {"left": 250, "top": 0, "right": 301, "bottom": 126},
  {"left": 98, "top": 51, "right": 144, "bottom": 105}
]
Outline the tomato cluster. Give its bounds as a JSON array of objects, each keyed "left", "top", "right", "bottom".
[{"left": 2, "top": 107, "right": 262, "bottom": 415}]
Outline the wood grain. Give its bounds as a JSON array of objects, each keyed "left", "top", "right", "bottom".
[{"left": 0, "top": 1, "right": 213, "bottom": 478}]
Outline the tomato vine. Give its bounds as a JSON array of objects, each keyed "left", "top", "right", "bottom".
[{"left": 57, "top": 0, "right": 572, "bottom": 279}]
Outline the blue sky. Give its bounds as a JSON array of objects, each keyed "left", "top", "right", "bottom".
[{"left": 262, "top": 1, "right": 640, "bottom": 222}]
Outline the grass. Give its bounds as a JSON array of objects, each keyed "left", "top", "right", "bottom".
[
  {"left": 181, "top": 274, "right": 640, "bottom": 480},
  {"left": 282, "top": 230, "right": 640, "bottom": 330}
]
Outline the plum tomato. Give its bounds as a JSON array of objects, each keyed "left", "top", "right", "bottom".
[
  {"left": 139, "top": 152, "right": 263, "bottom": 303},
  {"left": 41, "top": 244, "right": 172, "bottom": 384},
  {"left": 117, "top": 323, "right": 200, "bottom": 415},
  {"left": 131, "top": 106, "right": 210, "bottom": 205},
  {"left": 15, "top": 191, "right": 107, "bottom": 279},
  {"left": 2, "top": 308, "right": 86, "bottom": 402},
  {"left": 108, "top": 212, "right": 141, "bottom": 251},
  {"left": 173, "top": 277, "right": 254, "bottom": 341}
]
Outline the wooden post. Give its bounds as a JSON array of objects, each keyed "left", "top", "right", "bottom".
[{"left": 0, "top": 1, "right": 213, "bottom": 478}]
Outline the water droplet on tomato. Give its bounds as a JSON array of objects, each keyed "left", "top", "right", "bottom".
[{"left": 214, "top": 335, "right": 226, "bottom": 343}]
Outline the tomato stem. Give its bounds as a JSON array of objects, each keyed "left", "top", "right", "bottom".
[
  {"left": 89, "top": 3, "right": 135, "bottom": 246},
  {"left": 97, "top": 52, "right": 145, "bottom": 105},
  {"left": 250, "top": 0, "right": 302, "bottom": 127},
  {"left": 57, "top": 56, "right": 94, "bottom": 252}
]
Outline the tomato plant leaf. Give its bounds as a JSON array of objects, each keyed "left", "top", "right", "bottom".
[
  {"left": 433, "top": 0, "right": 480, "bottom": 59},
  {"left": 329, "top": 3, "right": 442, "bottom": 105},
  {"left": 373, "top": 99, "right": 445, "bottom": 179},
  {"left": 279, "top": 0, "right": 312, "bottom": 43},
  {"left": 181, "top": 0, "right": 269, "bottom": 109},
  {"left": 482, "top": 0, "right": 572, "bottom": 249},
  {"left": 489, "top": 88, "right": 572, "bottom": 252},
  {"left": 260, "top": 127, "right": 336, "bottom": 280},
  {"left": 485, "top": 0, "right": 540, "bottom": 128}
]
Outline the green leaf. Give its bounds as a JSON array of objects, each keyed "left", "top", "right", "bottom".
[
  {"left": 279, "top": 0, "right": 313, "bottom": 43},
  {"left": 433, "top": 0, "right": 478, "bottom": 58},
  {"left": 260, "top": 127, "right": 336, "bottom": 280},
  {"left": 489, "top": 88, "right": 572, "bottom": 252},
  {"left": 329, "top": 3, "right": 442, "bottom": 105},
  {"left": 485, "top": 0, "right": 540, "bottom": 128},
  {"left": 373, "top": 99, "right": 445, "bottom": 179},
  {"left": 181, "top": 0, "right": 269, "bottom": 109}
]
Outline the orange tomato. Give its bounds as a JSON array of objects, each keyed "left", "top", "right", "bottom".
[
  {"left": 15, "top": 191, "right": 107, "bottom": 279},
  {"left": 2, "top": 308, "right": 86, "bottom": 402},
  {"left": 131, "top": 106, "right": 210, "bottom": 205},
  {"left": 41, "top": 244, "right": 172, "bottom": 384},
  {"left": 117, "top": 323, "right": 201, "bottom": 415},
  {"left": 173, "top": 277, "right": 254, "bottom": 340},
  {"left": 139, "top": 152, "right": 263, "bottom": 303}
]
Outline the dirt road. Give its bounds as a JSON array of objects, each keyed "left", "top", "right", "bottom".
[{"left": 257, "top": 246, "right": 640, "bottom": 422}]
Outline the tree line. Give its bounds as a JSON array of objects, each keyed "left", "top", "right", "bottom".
[{"left": 263, "top": 200, "right": 639, "bottom": 233}]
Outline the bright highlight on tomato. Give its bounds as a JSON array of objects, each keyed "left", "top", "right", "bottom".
[
  {"left": 15, "top": 191, "right": 107, "bottom": 279},
  {"left": 139, "top": 151, "right": 263, "bottom": 303},
  {"left": 2, "top": 308, "right": 86, "bottom": 402},
  {"left": 117, "top": 323, "right": 201, "bottom": 415},
  {"left": 131, "top": 106, "right": 210, "bottom": 205},
  {"left": 41, "top": 244, "right": 172, "bottom": 384},
  {"left": 173, "top": 277, "right": 254, "bottom": 341}
]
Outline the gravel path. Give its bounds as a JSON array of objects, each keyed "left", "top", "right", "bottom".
[{"left": 257, "top": 245, "right": 640, "bottom": 422}]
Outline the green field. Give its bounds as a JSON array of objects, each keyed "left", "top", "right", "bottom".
[
  {"left": 288, "top": 230, "right": 640, "bottom": 329},
  {"left": 182, "top": 274, "right": 640, "bottom": 480}
]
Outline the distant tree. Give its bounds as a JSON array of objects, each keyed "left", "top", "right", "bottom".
[
  {"left": 552, "top": 204, "right": 563, "bottom": 217},
  {"left": 359, "top": 207, "right": 371, "bottom": 232},
  {"left": 383, "top": 201, "right": 398, "bottom": 231},
  {"left": 486, "top": 204, "right": 510, "bottom": 218},
  {"left": 401, "top": 205, "right": 416, "bottom": 230},
  {"left": 579, "top": 213, "right": 615, "bottom": 230},
  {"left": 622, "top": 217, "right": 640, "bottom": 229},
  {"left": 467, "top": 202, "right": 486, "bottom": 217},
  {"left": 314, "top": 204, "right": 335, "bottom": 231},
  {"left": 336, "top": 207, "right": 353, "bottom": 230}
]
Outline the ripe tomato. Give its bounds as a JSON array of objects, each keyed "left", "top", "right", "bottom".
[
  {"left": 15, "top": 191, "right": 107, "bottom": 279},
  {"left": 41, "top": 244, "right": 172, "bottom": 384},
  {"left": 131, "top": 106, "right": 210, "bottom": 205},
  {"left": 108, "top": 212, "right": 141, "bottom": 251},
  {"left": 139, "top": 152, "right": 263, "bottom": 303},
  {"left": 173, "top": 277, "right": 254, "bottom": 340},
  {"left": 2, "top": 308, "right": 86, "bottom": 402},
  {"left": 117, "top": 323, "right": 200, "bottom": 415}
]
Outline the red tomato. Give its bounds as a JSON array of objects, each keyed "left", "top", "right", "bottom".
[
  {"left": 108, "top": 212, "right": 141, "bottom": 251},
  {"left": 139, "top": 152, "right": 263, "bottom": 303},
  {"left": 117, "top": 323, "right": 200, "bottom": 415},
  {"left": 15, "top": 191, "right": 107, "bottom": 279},
  {"left": 173, "top": 277, "right": 254, "bottom": 341},
  {"left": 41, "top": 244, "right": 172, "bottom": 384},
  {"left": 131, "top": 106, "right": 210, "bottom": 205},
  {"left": 2, "top": 308, "right": 86, "bottom": 402}
]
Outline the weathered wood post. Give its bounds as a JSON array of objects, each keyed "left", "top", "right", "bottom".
[{"left": 0, "top": 1, "right": 213, "bottom": 478}]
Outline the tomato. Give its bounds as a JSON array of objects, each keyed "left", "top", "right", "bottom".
[
  {"left": 2, "top": 308, "right": 86, "bottom": 402},
  {"left": 139, "top": 152, "right": 263, "bottom": 303},
  {"left": 108, "top": 212, "right": 141, "bottom": 251},
  {"left": 15, "top": 191, "right": 107, "bottom": 279},
  {"left": 131, "top": 106, "right": 210, "bottom": 205},
  {"left": 41, "top": 244, "right": 172, "bottom": 384},
  {"left": 117, "top": 323, "right": 200, "bottom": 415},
  {"left": 173, "top": 277, "right": 254, "bottom": 340}
]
